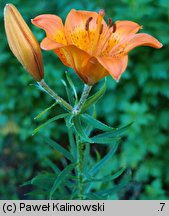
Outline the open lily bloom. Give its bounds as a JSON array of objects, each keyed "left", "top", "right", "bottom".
[{"left": 32, "top": 9, "right": 162, "bottom": 85}]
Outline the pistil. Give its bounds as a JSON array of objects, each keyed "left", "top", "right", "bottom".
[{"left": 91, "top": 9, "right": 105, "bottom": 55}]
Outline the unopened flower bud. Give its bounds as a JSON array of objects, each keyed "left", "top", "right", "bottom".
[{"left": 4, "top": 4, "right": 44, "bottom": 81}]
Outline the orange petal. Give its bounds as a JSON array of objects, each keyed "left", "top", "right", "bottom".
[
  {"left": 54, "top": 45, "right": 91, "bottom": 82},
  {"left": 101, "top": 21, "right": 141, "bottom": 56},
  {"left": 41, "top": 37, "right": 64, "bottom": 50},
  {"left": 32, "top": 14, "right": 67, "bottom": 45},
  {"left": 114, "top": 20, "right": 141, "bottom": 38},
  {"left": 82, "top": 57, "right": 108, "bottom": 84},
  {"left": 97, "top": 56, "right": 128, "bottom": 81},
  {"left": 65, "top": 9, "right": 99, "bottom": 32},
  {"left": 53, "top": 45, "right": 107, "bottom": 84},
  {"left": 123, "top": 33, "right": 163, "bottom": 53},
  {"left": 54, "top": 48, "right": 72, "bottom": 68},
  {"left": 39, "top": 38, "right": 72, "bottom": 67},
  {"left": 64, "top": 9, "right": 107, "bottom": 53},
  {"left": 111, "top": 33, "right": 162, "bottom": 56}
]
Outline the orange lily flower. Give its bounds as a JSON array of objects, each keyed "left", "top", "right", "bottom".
[
  {"left": 32, "top": 9, "right": 162, "bottom": 85},
  {"left": 4, "top": 4, "right": 44, "bottom": 81}
]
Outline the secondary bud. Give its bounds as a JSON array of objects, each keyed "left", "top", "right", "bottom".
[{"left": 4, "top": 4, "right": 44, "bottom": 81}]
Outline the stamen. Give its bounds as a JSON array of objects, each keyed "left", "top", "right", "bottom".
[
  {"left": 108, "top": 18, "right": 112, "bottom": 28},
  {"left": 112, "top": 23, "right": 116, "bottom": 33},
  {"left": 99, "top": 24, "right": 103, "bottom": 34},
  {"left": 97, "top": 22, "right": 117, "bottom": 55},
  {"left": 91, "top": 9, "right": 105, "bottom": 54},
  {"left": 85, "top": 17, "right": 93, "bottom": 31}
]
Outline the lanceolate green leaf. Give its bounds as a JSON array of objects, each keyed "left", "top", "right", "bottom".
[
  {"left": 85, "top": 192, "right": 105, "bottom": 200},
  {"left": 45, "top": 137, "right": 74, "bottom": 162},
  {"left": 91, "top": 122, "right": 134, "bottom": 140},
  {"left": 32, "top": 113, "right": 69, "bottom": 135},
  {"left": 91, "top": 136, "right": 120, "bottom": 144},
  {"left": 73, "top": 115, "right": 94, "bottom": 143},
  {"left": 84, "top": 143, "right": 119, "bottom": 194},
  {"left": 89, "top": 142, "right": 119, "bottom": 176},
  {"left": 34, "top": 102, "right": 58, "bottom": 120},
  {"left": 65, "top": 71, "right": 78, "bottom": 103},
  {"left": 81, "top": 80, "right": 106, "bottom": 112},
  {"left": 45, "top": 158, "right": 61, "bottom": 174},
  {"left": 31, "top": 173, "right": 56, "bottom": 190},
  {"left": 91, "top": 170, "right": 132, "bottom": 198},
  {"left": 26, "top": 190, "right": 48, "bottom": 197},
  {"left": 62, "top": 79, "right": 74, "bottom": 105},
  {"left": 84, "top": 168, "right": 125, "bottom": 183},
  {"left": 81, "top": 114, "right": 114, "bottom": 131},
  {"left": 49, "top": 163, "right": 76, "bottom": 199},
  {"left": 88, "top": 182, "right": 128, "bottom": 199}
]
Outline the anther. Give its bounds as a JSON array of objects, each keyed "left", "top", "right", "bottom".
[
  {"left": 108, "top": 18, "right": 113, "bottom": 28},
  {"left": 112, "top": 23, "right": 116, "bottom": 33},
  {"left": 99, "top": 24, "right": 104, "bottom": 34},
  {"left": 85, "top": 17, "right": 93, "bottom": 31}
]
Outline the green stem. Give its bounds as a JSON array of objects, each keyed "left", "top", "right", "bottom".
[
  {"left": 38, "top": 79, "right": 73, "bottom": 112},
  {"left": 76, "top": 134, "right": 84, "bottom": 199},
  {"left": 73, "top": 84, "right": 92, "bottom": 114}
]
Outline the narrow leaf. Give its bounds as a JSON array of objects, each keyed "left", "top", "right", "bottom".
[
  {"left": 29, "top": 83, "right": 42, "bottom": 91},
  {"left": 84, "top": 168, "right": 125, "bottom": 183},
  {"left": 81, "top": 80, "right": 106, "bottom": 112},
  {"left": 49, "top": 163, "right": 76, "bottom": 199},
  {"left": 93, "top": 170, "right": 131, "bottom": 198},
  {"left": 89, "top": 142, "right": 119, "bottom": 176},
  {"left": 91, "top": 122, "right": 134, "bottom": 140},
  {"left": 31, "top": 173, "right": 56, "bottom": 190},
  {"left": 70, "top": 189, "right": 78, "bottom": 200},
  {"left": 85, "top": 192, "right": 105, "bottom": 200},
  {"left": 73, "top": 115, "right": 94, "bottom": 143},
  {"left": 62, "top": 79, "right": 74, "bottom": 105},
  {"left": 81, "top": 114, "right": 114, "bottom": 131},
  {"left": 34, "top": 102, "right": 58, "bottom": 120},
  {"left": 84, "top": 142, "right": 119, "bottom": 194},
  {"left": 21, "top": 180, "right": 32, "bottom": 187},
  {"left": 65, "top": 71, "right": 78, "bottom": 103},
  {"left": 45, "top": 158, "right": 61, "bottom": 174},
  {"left": 89, "top": 182, "right": 127, "bottom": 199},
  {"left": 25, "top": 190, "right": 48, "bottom": 197},
  {"left": 32, "top": 113, "right": 69, "bottom": 135},
  {"left": 91, "top": 136, "right": 121, "bottom": 144},
  {"left": 45, "top": 137, "right": 74, "bottom": 162}
]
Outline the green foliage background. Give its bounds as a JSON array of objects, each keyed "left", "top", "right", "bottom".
[{"left": 0, "top": 0, "right": 168, "bottom": 199}]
